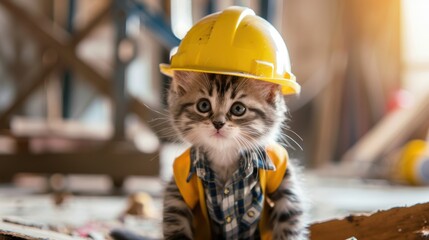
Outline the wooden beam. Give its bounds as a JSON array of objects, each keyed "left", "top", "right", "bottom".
[
  {"left": 69, "top": 3, "right": 111, "bottom": 47},
  {"left": 310, "top": 202, "right": 429, "bottom": 240},
  {"left": 0, "top": 2, "right": 112, "bottom": 128},
  {"left": 0, "top": 0, "right": 152, "bottom": 124},
  {"left": 0, "top": 0, "right": 109, "bottom": 94},
  {"left": 0, "top": 61, "right": 59, "bottom": 128},
  {"left": 0, "top": 150, "right": 160, "bottom": 177}
]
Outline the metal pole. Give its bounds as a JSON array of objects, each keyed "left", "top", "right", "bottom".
[
  {"left": 260, "top": 0, "right": 276, "bottom": 24},
  {"left": 62, "top": 0, "right": 76, "bottom": 119},
  {"left": 112, "top": 3, "right": 128, "bottom": 140}
]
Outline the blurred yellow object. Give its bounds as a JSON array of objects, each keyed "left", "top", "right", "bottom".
[
  {"left": 124, "top": 192, "right": 156, "bottom": 218},
  {"left": 160, "top": 6, "right": 300, "bottom": 95},
  {"left": 397, "top": 140, "right": 429, "bottom": 185}
]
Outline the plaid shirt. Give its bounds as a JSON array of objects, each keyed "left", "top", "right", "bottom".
[{"left": 186, "top": 147, "right": 275, "bottom": 239}]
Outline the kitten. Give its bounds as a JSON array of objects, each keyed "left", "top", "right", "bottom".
[{"left": 163, "top": 71, "right": 307, "bottom": 240}]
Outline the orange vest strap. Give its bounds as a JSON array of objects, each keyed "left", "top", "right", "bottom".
[
  {"left": 173, "top": 149, "right": 199, "bottom": 209},
  {"left": 265, "top": 143, "right": 288, "bottom": 194}
]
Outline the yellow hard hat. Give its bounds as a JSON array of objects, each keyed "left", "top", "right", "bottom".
[{"left": 160, "top": 6, "right": 300, "bottom": 95}]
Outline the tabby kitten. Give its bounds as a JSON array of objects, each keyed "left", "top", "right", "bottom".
[{"left": 163, "top": 71, "right": 307, "bottom": 239}]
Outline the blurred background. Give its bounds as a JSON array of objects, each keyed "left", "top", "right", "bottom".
[{"left": 0, "top": 0, "right": 428, "bottom": 239}]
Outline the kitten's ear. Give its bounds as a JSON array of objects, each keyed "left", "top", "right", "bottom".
[
  {"left": 171, "top": 71, "right": 193, "bottom": 95},
  {"left": 256, "top": 81, "right": 281, "bottom": 103}
]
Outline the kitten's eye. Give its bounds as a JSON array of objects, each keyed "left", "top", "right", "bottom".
[
  {"left": 230, "top": 102, "right": 246, "bottom": 116},
  {"left": 196, "top": 99, "right": 211, "bottom": 113}
]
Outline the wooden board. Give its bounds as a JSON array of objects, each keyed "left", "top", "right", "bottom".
[
  {"left": 0, "top": 149, "right": 160, "bottom": 178},
  {"left": 310, "top": 202, "right": 429, "bottom": 240},
  {"left": 0, "top": 222, "right": 85, "bottom": 240}
]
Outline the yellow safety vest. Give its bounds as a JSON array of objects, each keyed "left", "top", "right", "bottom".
[{"left": 173, "top": 143, "right": 288, "bottom": 240}]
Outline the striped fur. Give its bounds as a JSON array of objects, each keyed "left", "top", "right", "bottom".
[
  {"left": 163, "top": 178, "right": 193, "bottom": 239},
  {"left": 268, "top": 161, "right": 308, "bottom": 240},
  {"left": 164, "top": 71, "right": 307, "bottom": 239}
]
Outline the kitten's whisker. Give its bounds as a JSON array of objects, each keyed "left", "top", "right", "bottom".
[
  {"left": 149, "top": 121, "right": 171, "bottom": 129},
  {"left": 242, "top": 139, "right": 265, "bottom": 164},
  {"left": 235, "top": 133, "right": 265, "bottom": 161},
  {"left": 143, "top": 103, "right": 169, "bottom": 117},
  {"left": 148, "top": 117, "right": 170, "bottom": 123},
  {"left": 161, "top": 129, "right": 189, "bottom": 138},
  {"left": 156, "top": 125, "right": 193, "bottom": 143},
  {"left": 281, "top": 126, "right": 303, "bottom": 141},
  {"left": 235, "top": 136, "right": 253, "bottom": 152},
  {"left": 281, "top": 134, "right": 303, "bottom": 151},
  {"left": 277, "top": 133, "right": 294, "bottom": 150}
]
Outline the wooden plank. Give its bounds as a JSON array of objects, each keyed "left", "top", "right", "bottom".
[
  {"left": 310, "top": 202, "right": 429, "bottom": 240},
  {"left": 0, "top": 150, "right": 159, "bottom": 177},
  {"left": 0, "top": 221, "right": 85, "bottom": 240},
  {"left": 10, "top": 117, "right": 111, "bottom": 140}
]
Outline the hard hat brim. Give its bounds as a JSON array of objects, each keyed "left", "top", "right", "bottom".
[{"left": 160, "top": 64, "right": 301, "bottom": 95}]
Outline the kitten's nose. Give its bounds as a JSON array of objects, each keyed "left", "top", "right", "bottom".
[{"left": 212, "top": 121, "right": 225, "bottom": 130}]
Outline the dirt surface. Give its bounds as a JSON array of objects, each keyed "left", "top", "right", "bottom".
[{"left": 310, "top": 202, "right": 429, "bottom": 240}]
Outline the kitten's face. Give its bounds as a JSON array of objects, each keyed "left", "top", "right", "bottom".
[{"left": 168, "top": 71, "right": 287, "bottom": 152}]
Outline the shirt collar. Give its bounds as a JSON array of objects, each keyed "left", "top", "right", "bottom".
[{"left": 186, "top": 146, "right": 276, "bottom": 183}]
